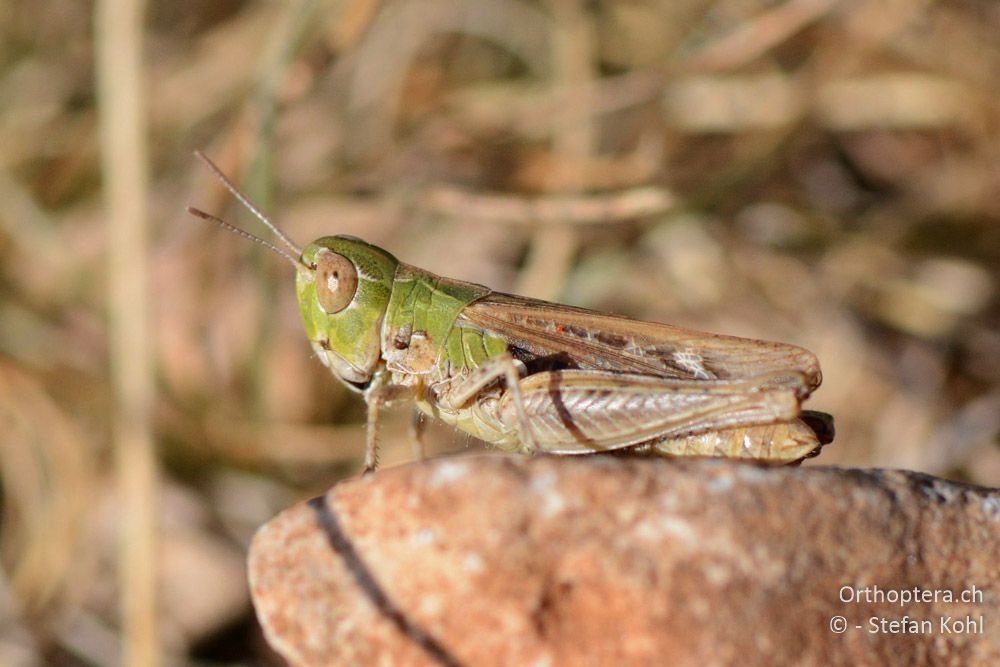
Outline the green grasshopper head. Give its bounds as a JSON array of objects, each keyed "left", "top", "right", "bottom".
[
  {"left": 189, "top": 152, "right": 398, "bottom": 391},
  {"left": 296, "top": 236, "right": 398, "bottom": 389}
]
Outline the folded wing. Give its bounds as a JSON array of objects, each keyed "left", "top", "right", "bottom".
[{"left": 460, "top": 293, "right": 822, "bottom": 392}]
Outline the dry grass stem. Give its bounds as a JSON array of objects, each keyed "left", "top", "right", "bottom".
[{"left": 95, "top": 0, "right": 158, "bottom": 664}]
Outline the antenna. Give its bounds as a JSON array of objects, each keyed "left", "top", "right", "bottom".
[
  {"left": 192, "top": 150, "right": 304, "bottom": 256},
  {"left": 187, "top": 206, "right": 303, "bottom": 270}
]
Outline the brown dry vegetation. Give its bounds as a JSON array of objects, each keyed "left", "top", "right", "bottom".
[{"left": 0, "top": 0, "right": 998, "bottom": 664}]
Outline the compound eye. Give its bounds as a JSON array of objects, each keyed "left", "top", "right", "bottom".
[{"left": 314, "top": 249, "right": 358, "bottom": 314}]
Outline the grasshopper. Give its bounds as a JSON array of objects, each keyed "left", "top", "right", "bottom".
[{"left": 190, "top": 152, "right": 833, "bottom": 473}]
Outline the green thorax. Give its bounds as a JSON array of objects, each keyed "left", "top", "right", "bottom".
[{"left": 381, "top": 264, "right": 508, "bottom": 377}]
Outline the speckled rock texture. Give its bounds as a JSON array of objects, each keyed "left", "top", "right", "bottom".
[{"left": 248, "top": 456, "right": 999, "bottom": 666}]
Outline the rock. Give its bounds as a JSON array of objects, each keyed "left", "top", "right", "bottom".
[{"left": 248, "top": 456, "right": 999, "bottom": 666}]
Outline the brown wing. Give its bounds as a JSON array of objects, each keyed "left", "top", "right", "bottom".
[{"left": 458, "top": 292, "right": 821, "bottom": 392}]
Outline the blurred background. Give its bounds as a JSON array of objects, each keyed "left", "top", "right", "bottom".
[{"left": 1, "top": 0, "right": 998, "bottom": 664}]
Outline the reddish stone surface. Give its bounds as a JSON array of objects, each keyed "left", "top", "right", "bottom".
[{"left": 248, "top": 456, "right": 999, "bottom": 666}]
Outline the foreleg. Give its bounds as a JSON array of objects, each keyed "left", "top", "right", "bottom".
[{"left": 362, "top": 372, "right": 414, "bottom": 474}]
